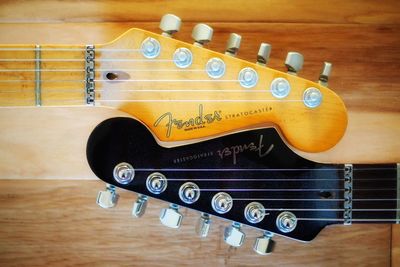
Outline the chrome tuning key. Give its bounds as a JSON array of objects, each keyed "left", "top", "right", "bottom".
[
  {"left": 132, "top": 194, "right": 148, "bottom": 218},
  {"left": 195, "top": 213, "right": 211, "bottom": 238},
  {"left": 253, "top": 231, "right": 275, "bottom": 255},
  {"left": 256, "top": 43, "right": 271, "bottom": 66},
  {"left": 192, "top": 23, "right": 213, "bottom": 47},
  {"left": 225, "top": 33, "right": 242, "bottom": 56},
  {"left": 159, "top": 14, "right": 182, "bottom": 37},
  {"left": 96, "top": 184, "right": 119, "bottom": 209},
  {"left": 160, "top": 204, "right": 183, "bottom": 229},
  {"left": 285, "top": 52, "right": 304, "bottom": 75},
  {"left": 318, "top": 62, "right": 332, "bottom": 86},
  {"left": 224, "top": 222, "right": 246, "bottom": 247}
]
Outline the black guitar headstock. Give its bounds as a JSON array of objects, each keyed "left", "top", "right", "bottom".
[{"left": 87, "top": 117, "right": 347, "bottom": 251}]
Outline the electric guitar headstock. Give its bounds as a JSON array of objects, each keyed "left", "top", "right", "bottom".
[
  {"left": 87, "top": 117, "right": 399, "bottom": 254},
  {"left": 94, "top": 14, "right": 348, "bottom": 153}
]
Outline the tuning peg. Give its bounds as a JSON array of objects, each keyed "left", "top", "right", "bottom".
[
  {"left": 132, "top": 194, "right": 148, "bottom": 218},
  {"left": 318, "top": 62, "right": 332, "bottom": 86},
  {"left": 195, "top": 213, "right": 211, "bottom": 238},
  {"left": 160, "top": 204, "right": 183, "bottom": 229},
  {"left": 159, "top": 14, "right": 182, "bottom": 37},
  {"left": 96, "top": 184, "right": 119, "bottom": 209},
  {"left": 285, "top": 52, "right": 304, "bottom": 75},
  {"left": 253, "top": 232, "right": 275, "bottom": 255},
  {"left": 192, "top": 23, "right": 213, "bottom": 47},
  {"left": 256, "top": 43, "right": 271, "bottom": 66},
  {"left": 225, "top": 33, "right": 242, "bottom": 56},
  {"left": 224, "top": 222, "right": 245, "bottom": 247}
]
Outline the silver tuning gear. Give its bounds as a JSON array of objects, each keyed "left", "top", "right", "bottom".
[
  {"left": 256, "top": 43, "right": 271, "bottom": 66},
  {"left": 195, "top": 213, "right": 211, "bottom": 238},
  {"left": 192, "top": 23, "right": 213, "bottom": 47},
  {"left": 319, "top": 62, "right": 332, "bottom": 86},
  {"left": 285, "top": 52, "right": 304, "bottom": 75},
  {"left": 159, "top": 14, "right": 182, "bottom": 37},
  {"left": 253, "top": 231, "right": 275, "bottom": 255},
  {"left": 224, "top": 222, "right": 245, "bottom": 247},
  {"left": 132, "top": 194, "right": 148, "bottom": 218},
  {"left": 96, "top": 184, "right": 119, "bottom": 209},
  {"left": 225, "top": 33, "right": 242, "bottom": 56},
  {"left": 160, "top": 204, "right": 183, "bottom": 229}
]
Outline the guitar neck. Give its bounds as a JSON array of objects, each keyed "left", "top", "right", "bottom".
[
  {"left": 0, "top": 44, "right": 95, "bottom": 107},
  {"left": 349, "top": 163, "right": 399, "bottom": 223}
]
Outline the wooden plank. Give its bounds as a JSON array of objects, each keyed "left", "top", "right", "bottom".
[
  {"left": 0, "top": 0, "right": 399, "bottom": 24},
  {"left": 0, "top": 21, "right": 398, "bottom": 266},
  {"left": 0, "top": 180, "right": 392, "bottom": 267},
  {"left": 394, "top": 225, "right": 400, "bottom": 267}
]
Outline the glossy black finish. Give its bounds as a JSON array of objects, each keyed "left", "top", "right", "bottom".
[{"left": 86, "top": 118, "right": 398, "bottom": 241}]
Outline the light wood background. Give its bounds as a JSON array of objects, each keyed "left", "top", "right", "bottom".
[{"left": 0, "top": 1, "right": 399, "bottom": 266}]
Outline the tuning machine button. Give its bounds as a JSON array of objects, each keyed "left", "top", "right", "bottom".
[
  {"left": 192, "top": 23, "right": 213, "bottom": 47},
  {"left": 225, "top": 33, "right": 242, "bottom": 56},
  {"left": 160, "top": 204, "right": 183, "bottom": 229},
  {"left": 96, "top": 184, "right": 119, "bottom": 209},
  {"left": 195, "top": 213, "right": 211, "bottom": 238},
  {"left": 319, "top": 62, "right": 332, "bottom": 86},
  {"left": 256, "top": 43, "right": 271, "bottom": 66},
  {"left": 132, "top": 194, "right": 148, "bottom": 218},
  {"left": 224, "top": 222, "right": 245, "bottom": 247},
  {"left": 285, "top": 52, "right": 304, "bottom": 75},
  {"left": 159, "top": 14, "right": 182, "bottom": 37},
  {"left": 253, "top": 231, "right": 275, "bottom": 255}
]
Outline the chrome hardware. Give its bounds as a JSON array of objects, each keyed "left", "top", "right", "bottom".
[
  {"left": 192, "top": 23, "right": 213, "bottom": 47},
  {"left": 113, "top": 162, "right": 135, "bottom": 185},
  {"left": 224, "top": 222, "right": 245, "bottom": 247},
  {"left": 35, "top": 45, "right": 41, "bottom": 106},
  {"left": 132, "top": 194, "right": 148, "bottom": 218},
  {"left": 206, "top": 57, "right": 225, "bottom": 79},
  {"left": 211, "top": 192, "right": 233, "bottom": 214},
  {"left": 344, "top": 164, "right": 353, "bottom": 225},
  {"left": 85, "top": 45, "right": 95, "bottom": 106},
  {"left": 397, "top": 163, "right": 400, "bottom": 224},
  {"left": 173, "top": 48, "right": 193, "bottom": 68},
  {"left": 141, "top": 37, "right": 161, "bottom": 58},
  {"left": 270, "top": 77, "right": 290, "bottom": 99},
  {"left": 319, "top": 62, "right": 332, "bottom": 86},
  {"left": 159, "top": 14, "right": 181, "bottom": 37},
  {"left": 285, "top": 52, "right": 304, "bottom": 75},
  {"left": 160, "top": 204, "right": 183, "bottom": 229},
  {"left": 276, "top": 211, "right": 297, "bottom": 233},
  {"left": 225, "top": 33, "right": 242, "bottom": 56},
  {"left": 146, "top": 172, "right": 168, "bottom": 194},
  {"left": 256, "top": 43, "right": 271, "bottom": 66},
  {"left": 303, "top": 87, "right": 323, "bottom": 108},
  {"left": 253, "top": 232, "right": 275, "bottom": 255},
  {"left": 195, "top": 213, "right": 211, "bottom": 238},
  {"left": 238, "top": 67, "right": 258, "bottom": 88},
  {"left": 179, "top": 182, "right": 200, "bottom": 204},
  {"left": 96, "top": 184, "right": 119, "bottom": 209},
  {"left": 244, "top": 202, "right": 266, "bottom": 224}
]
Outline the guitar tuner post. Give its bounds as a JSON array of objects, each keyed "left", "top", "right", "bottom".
[
  {"left": 146, "top": 172, "right": 168, "bottom": 194},
  {"left": 276, "top": 211, "right": 297, "bottom": 233},
  {"left": 113, "top": 162, "right": 135, "bottom": 185},
  {"left": 179, "top": 182, "right": 200, "bottom": 204}
]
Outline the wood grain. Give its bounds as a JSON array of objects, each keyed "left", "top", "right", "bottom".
[
  {"left": 0, "top": 1, "right": 399, "bottom": 266},
  {"left": 0, "top": 0, "right": 399, "bottom": 24},
  {"left": 0, "top": 180, "right": 393, "bottom": 267}
]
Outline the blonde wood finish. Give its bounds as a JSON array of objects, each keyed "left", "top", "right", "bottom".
[
  {"left": 0, "top": 1, "right": 399, "bottom": 266},
  {"left": 0, "top": 28, "right": 348, "bottom": 153}
]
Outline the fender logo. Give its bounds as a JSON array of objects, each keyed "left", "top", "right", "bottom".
[
  {"left": 217, "top": 135, "right": 273, "bottom": 165},
  {"left": 154, "top": 104, "right": 222, "bottom": 138}
]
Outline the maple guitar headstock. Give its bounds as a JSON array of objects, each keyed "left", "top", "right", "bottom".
[{"left": 94, "top": 14, "right": 348, "bottom": 153}]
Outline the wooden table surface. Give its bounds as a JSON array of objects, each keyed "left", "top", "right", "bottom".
[{"left": 0, "top": 1, "right": 399, "bottom": 266}]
